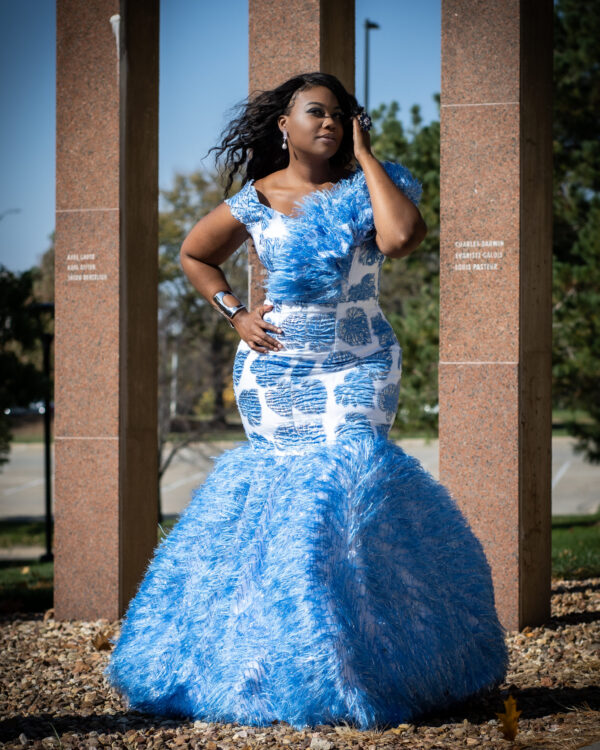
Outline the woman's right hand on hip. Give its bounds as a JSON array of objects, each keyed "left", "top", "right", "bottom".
[{"left": 232, "top": 304, "right": 285, "bottom": 353}]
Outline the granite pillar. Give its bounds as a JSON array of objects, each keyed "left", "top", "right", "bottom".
[
  {"left": 247, "top": 0, "right": 355, "bottom": 309},
  {"left": 54, "top": 0, "right": 159, "bottom": 620},
  {"left": 439, "top": 0, "right": 553, "bottom": 630}
]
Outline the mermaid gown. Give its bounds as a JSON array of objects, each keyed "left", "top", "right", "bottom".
[{"left": 103, "top": 161, "right": 509, "bottom": 730}]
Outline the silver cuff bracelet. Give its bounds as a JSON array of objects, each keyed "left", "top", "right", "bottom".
[{"left": 213, "top": 291, "right": 246, "bottom": 328}]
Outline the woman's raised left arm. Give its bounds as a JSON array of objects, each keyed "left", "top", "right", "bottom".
[{"left": 352, "top": 116, "right": 428, "bottom": 259}]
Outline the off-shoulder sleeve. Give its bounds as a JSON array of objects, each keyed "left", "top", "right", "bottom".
[
  {"left": 381, "top": 160, "right": 423, "bottom": 206},
  {"left": 223, "top": 181, "right": 264, "bottom": 226}
]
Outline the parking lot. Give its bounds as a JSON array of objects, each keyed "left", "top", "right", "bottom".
[{"left": 1, "top": 436, "right": 598, "bottom": 521}]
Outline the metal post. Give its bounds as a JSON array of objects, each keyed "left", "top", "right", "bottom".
[
  {"left": 40, "top": 331, "right": 54, "bottom": 563},
  {"left": 363, "top": 18, "right": 380, "bottom": 111},
  {"left": 29, "top": 301, "right": 54, "bottom": 563}
]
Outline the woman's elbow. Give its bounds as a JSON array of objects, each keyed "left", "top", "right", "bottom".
[
  {"left": 180, "top": 236, "right": 200, "bottom": 269},
  {"left": 179, "top": 240, "right": 190, "bottom": 266},
  {"left": 380, "top": 217, "right": 428, "bottom": 258}
]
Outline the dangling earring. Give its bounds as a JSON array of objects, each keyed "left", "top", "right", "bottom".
[{"left": 281, "top": 130, "right": 288, "bottom": 150}]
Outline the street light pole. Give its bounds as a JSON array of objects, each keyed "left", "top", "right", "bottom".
[
  {"left": 30, "top": 302, "right": 54, "bottom": 563},
  {"left": 40, "top": 329, "right": 54, "bottom": 563},
  {"left": 364, "top": 18, "right": 380, "bottom": 112}
]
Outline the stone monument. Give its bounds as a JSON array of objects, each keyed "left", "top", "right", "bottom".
[
  {"left": 54, "top": 0, "right": 159, "bottom": 620},
  {"left": 439, "top": 0, "right": 553, "bottom": 630}
]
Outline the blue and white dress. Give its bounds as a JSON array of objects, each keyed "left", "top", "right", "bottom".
[{"left": 104, "top": 162, "right": 509, "bottom": 730}]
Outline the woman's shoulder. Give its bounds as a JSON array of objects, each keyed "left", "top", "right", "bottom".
[
  {"left": 379, "top": 160, "right": 423, "bottom": 206},
  {"left": 223, "top": 180, "right": 263, "bottom": 227}
]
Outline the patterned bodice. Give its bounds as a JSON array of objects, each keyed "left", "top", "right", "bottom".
[
  {"left": 227, "top": 181, "right": 385, "bottom": 305},
  {"left": 224, "top": 161, "right": 422, "bottom": 305}
]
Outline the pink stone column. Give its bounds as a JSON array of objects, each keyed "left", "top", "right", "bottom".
[
  {"left": 54, "top": 0, "right": 159, "bottom": 620},
  {"left": 439, "top": 0, "right": 553, "bottom": 630},
  {"left": 246, "top": 0, "right": 355, "bottom": 310}
]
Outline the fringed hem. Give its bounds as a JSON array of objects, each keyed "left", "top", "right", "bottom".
[{"left": 104, "top": 436, "right": 508, "bottom": 730}]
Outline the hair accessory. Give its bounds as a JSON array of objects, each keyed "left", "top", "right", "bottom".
[
  {"left": 281, "top": 130, "right": 288, "bottom": 150},
  {"left": 356, "top": 108, "right": 372, "bottom": 132},
  {"left": 213, "top": 291, "right": 246, "bottom": 327}
]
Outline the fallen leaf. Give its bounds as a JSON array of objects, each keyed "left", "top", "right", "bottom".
[
  {"left": 92, "top": 631, "right": 112, "bottom": 651},
  {"left": 387, "top": 724, "right": 411, "bottom": 734},
  {"left": 496, "top": 694, "right": 521, "bottom": 741}
]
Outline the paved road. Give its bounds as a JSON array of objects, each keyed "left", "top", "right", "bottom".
[{"left": 1, "top": 437, "right": 598, "bottom": 522}]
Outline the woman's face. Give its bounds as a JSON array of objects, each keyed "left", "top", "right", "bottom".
[{"left": 278, "top": 85, "right": 345, "bottom": 158}]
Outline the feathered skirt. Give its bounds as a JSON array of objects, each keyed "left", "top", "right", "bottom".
[{"left": 103, "top": 299, "right": 509, "bottom": 729}]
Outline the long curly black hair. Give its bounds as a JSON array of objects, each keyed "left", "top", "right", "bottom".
[{"left": 207, "top": 72, "right": 362, "bottom": 197}]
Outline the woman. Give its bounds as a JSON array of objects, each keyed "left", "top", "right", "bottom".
[{"left": 104, "top": 72, "right": 508, "bottom": 730}]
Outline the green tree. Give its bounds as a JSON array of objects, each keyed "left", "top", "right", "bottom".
[
  {"left": 0, "top": 265, "right": 48, "bottom": 468},
  {"left": 370, "top": 97, "right": 441, "bottom": 434},
  {"left": 552, "top": 0, "right": 600, "bottom": 461},
  {"left": 33, "top": 232, "right": 55, "bottom": 304}
]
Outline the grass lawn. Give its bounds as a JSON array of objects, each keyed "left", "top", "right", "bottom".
[
  {"left": 0, "top": 511, "right": 598, "bottom": 615},
  {"left": 0, "top": 558, "right": 54, "bottom": 614},
  {"left": 551, "top": 510, "right": 600, "bottom": 580}
]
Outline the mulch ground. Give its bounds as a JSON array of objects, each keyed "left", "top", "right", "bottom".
[{"left": 0, "top": 578, "right": 598, "bottom": 749}]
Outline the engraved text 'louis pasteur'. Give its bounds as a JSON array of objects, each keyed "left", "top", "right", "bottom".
[{"left": 452, "top": 240, "right": 504, "bottom": 271}]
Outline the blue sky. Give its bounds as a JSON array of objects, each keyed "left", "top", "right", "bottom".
[{"left": 0, "top": 0, "right": 440, "bottom": 273}]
